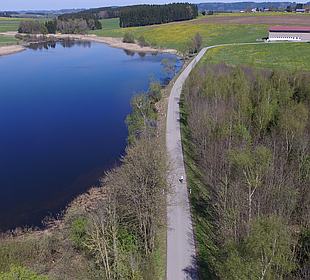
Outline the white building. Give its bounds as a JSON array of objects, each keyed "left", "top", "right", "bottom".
[{"left": 268, "top": 26, "right": 310, "bottom": 42}]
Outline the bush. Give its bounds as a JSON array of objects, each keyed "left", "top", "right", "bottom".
[
  {"left": 45, "top": 20, "right": 57, "bottom": 34},
  {"left": 187, "top": 32, "right": 203, "bottom": 54},
  {"left": 69, "top": 217, "right": 88, "bottom": 249},
  {"left": 123, "top": 32, "right": 135, "bottom": 43},
  {"left": 0, "top": 265, "right": 48, "bottom": 280},
  {"left": 18, "top": 21, "right": 48, "bottom": 34},
  {"left": 148, "top": 82, "right": 162, "bottom": 102},
  {"left": 137, "top": 36, "right": 149, "bottom": 47},
  {"left": 56, "top": 19, "right": 88, "bottom": 34}
]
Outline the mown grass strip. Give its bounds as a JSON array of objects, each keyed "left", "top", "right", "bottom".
[{"left": 203, "top": 42, "right": 310, "bottom": 71}]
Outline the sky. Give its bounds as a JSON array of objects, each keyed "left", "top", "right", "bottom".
[{"left": 0, "top": 0, "right": 308, "bottom": 11}]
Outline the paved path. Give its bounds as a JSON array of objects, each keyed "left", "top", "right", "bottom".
[{"left": 166, "top": 47, "right": 208, "bottom": 280}]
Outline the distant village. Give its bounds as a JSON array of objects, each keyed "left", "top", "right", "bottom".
[
  {"left": 201, "top": 2, "right": 310, "bottom": 14},
  {"left": 245, "top": 3, "right": 310, "bottom": 13}
]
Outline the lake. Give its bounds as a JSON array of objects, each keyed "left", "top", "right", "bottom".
[{"left": 0, "top": 41, "right": 181, "bottom": 231}]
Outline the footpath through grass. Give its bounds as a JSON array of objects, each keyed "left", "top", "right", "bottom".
[{"left": 203, "top": 42, "right": 310, "bottom": 71}]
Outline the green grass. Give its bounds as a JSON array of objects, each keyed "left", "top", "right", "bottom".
[
  {"left": 207, "top": 11, "right": 310, "bottom": 17},
  {"left": 0, "top": 17, "right": 44, "bottom": 33},
  {"left": 0, "top": 35, "right": 18, "bottom": 46},
  {"left": 92, "top": 21, "right": 268, "bottom": 51},
  {"left": 203, "top": 42, "right": 310, "bottom": 71},
  {"left": 91, "top": 13, "right": 309, "bottom": 51},
  {"left": 0, "top": 17, "right": 26, "bottom": 32},
  {"left": 99, "top": 18, "right": 120, "bottom": 31}
]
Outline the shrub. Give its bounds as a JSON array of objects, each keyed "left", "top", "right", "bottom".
[
  {"left": 18, "top": 21, "right": 48, "bottom": 34},
  {"left": 69, "top": 217, "right": 88, "bottom": 249},
  {"left": 0, "top": 265, "right": 48, "bottom": 280},
  {"left": 187, "top": 32, "right": 202, "bottom": 54},
  {"left": 148, "top": 82, "right": 162, "bottom": 102},
  {"left": 137, "top": 36, "right": 149, "bottom": 47},
  {"left": 45, "top": 20, "right": 57, "bottom": 34},
  {"left": 123, "top": 32, "right": 135, "bottom": 43}
]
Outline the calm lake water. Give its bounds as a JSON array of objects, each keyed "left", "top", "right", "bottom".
[{"left": 0, "top": 41, "right": 181, "bottom": 231}]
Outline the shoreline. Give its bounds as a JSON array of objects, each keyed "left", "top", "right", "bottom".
[
  {"left": 0, "top": 31, "right": 177, "bottom": 55},
  {"left": 0, "top": 45, "right": 26, "bottom": 56},
  {"left": 55, "top": 34, "right": 178, "bottom": 54}
]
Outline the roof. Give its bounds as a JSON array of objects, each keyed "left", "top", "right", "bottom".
[{"left": 269, "top": 26, "right": 310, "bottom": 32}]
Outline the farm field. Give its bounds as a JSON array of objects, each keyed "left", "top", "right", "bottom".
[
  {"left": 99, "top": 17, "right": 120, "bottom": 31},
  {"left": 92, "top": 21, "right": 268, "bottom": 51},
  {"left": 0, "top": 17, "right": 25, "bottom": 32},
  {"left": 92, "top": 13, "right": 310, "bottom": 51},
  {"left": 0, "top": 35, "right": 18, "bottom": 46},
  {"left": 203, "top": 43, "right": 310, "bottom": 71},
  {"left": 196, "top": 13, "right": 310, "bottom": 25}
]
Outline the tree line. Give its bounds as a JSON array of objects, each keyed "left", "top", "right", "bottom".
[
  {"left": 59, "top": 6, "right": 121, "bottom": 20},
  {"left": 119, "top": 3, "right": 198, "bottom": 28},
  {"left": 18, "top": 18, "right": 101, "bottom": 35},
  {"left": 182, "top": 64, "right": 310, "bottom": 279},
  {"left": 58, "top": 3, "right": 198, "bottom": 28}
]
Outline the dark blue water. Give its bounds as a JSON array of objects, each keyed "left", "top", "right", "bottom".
[{"left": 0, "top": 41, "right": 181, "bottom": 231}]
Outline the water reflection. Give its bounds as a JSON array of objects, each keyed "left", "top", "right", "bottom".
[
  {"left": 123, "top": 49, "right": 158, "bottom": 57},
  {"left": 123, "top": 49, "right": 135, "bottom": 56},
  {"left": 28, "top": 40, "right": 92, "bottom": 50},
  {"left": 138, "top": 52, "right": 146, "bottom": 58}
]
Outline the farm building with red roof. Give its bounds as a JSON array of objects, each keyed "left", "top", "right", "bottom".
[{"left": 268, "top": 26, "right": 310, "bottom": 42}]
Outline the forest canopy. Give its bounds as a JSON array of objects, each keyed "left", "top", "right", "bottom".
[
  {"left": 119, "top": 3, "right": 198, "bottom": 27},
  {"left": 182, "top": 64, "right": 310, "bottom": 279}
]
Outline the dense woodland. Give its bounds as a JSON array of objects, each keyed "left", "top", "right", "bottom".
[
  {"left": 182, "top": 64, "right": 310, "bottom": 279},
  {"left": 119, "top": 3, "right": 198, "bottom": 27}
]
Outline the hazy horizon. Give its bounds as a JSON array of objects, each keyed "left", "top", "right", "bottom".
[{"left": 1, "top": 0, "right": 308, "bottom": 11}]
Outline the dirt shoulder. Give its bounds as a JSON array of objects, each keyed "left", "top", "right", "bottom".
[{"left": 0, "top": 45, "right": 25, "bottom": 56}]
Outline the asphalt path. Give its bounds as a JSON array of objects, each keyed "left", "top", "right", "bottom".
[{"left": 166, "top": 47, "right": 208, "bottom": 280}]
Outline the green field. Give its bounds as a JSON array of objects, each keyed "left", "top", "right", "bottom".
[
  {"left": 92, "top": 13, "right": 309, "bottom": 51},
  {"left": 203, "top": 42, "right": 310, "bottom": 71},
  {"left": 0, "top": 17, "right": 25, "bottom": 32},
  {"left": 99, "top": 17, "right": 120, "bottom": 31},
  {"left": 0, "top": 35, "right": 18, "bottom": 46},
  {"left": 92, "top": 19, "right": 268, "bottom": 51}
]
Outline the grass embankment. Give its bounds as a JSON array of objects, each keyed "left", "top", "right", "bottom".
[{"left": 204, "top": 43, "right": 310, "bottom": 71}]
